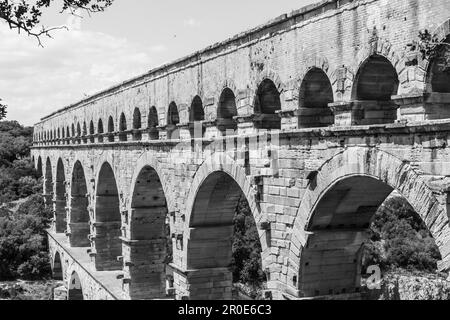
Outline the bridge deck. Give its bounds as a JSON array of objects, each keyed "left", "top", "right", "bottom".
[{"left": 48, "top": 232, "right": 123, "bottom": 299}]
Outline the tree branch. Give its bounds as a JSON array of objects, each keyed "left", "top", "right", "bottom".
[{"left": 0, "top": 0, "right": 113, "bottom": 47}]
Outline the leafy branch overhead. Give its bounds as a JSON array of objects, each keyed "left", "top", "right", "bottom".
[
  {"left": 0, "top": 0, "right": 114, "bottom": 47},
  {"left": 0, "top": 0, "right": 113, "bottom": 121}
]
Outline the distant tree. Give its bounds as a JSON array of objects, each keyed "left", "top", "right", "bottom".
[{"left": 0, "top": 0, "right": 114, "bottom": 119}]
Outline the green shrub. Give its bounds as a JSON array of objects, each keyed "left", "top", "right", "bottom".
[{"left": 0, "top": 195, "right": 52, "bottom": 280}]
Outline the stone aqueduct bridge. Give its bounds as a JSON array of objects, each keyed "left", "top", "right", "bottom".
[{"left": 31, "top": 0, "right": 450, "bottom": 300}]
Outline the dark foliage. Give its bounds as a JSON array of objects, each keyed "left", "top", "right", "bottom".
[
  {"left": 231, "top": 197, "right": 266, "bottom": 287},
  {"left": 0, "top": 121, "right": 41, "bottom": 204},
  {"left": 363, "top": 194, "right": 441, "bottom": 273},
  {"left": 0, "top": 195, "right": 52, "bottom": 280},
  {"left": 0, "top": 121, "right": 51, "bottom": 280}
]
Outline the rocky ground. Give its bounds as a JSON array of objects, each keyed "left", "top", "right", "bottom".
[
  {"left": 375, "top": 270, "right": 450, "bottom": 300},
  {"left": 0, "top": 280, "right": 61, "bottom": 300}
]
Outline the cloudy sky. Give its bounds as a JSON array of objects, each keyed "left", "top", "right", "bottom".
[{"left": 0, "top": 0, "right": 315, "bottom": 126}]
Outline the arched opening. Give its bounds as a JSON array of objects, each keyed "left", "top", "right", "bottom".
[
  {"left": 189, "top": 96, "right": 205, "bottom": 138},
  {"left": 53, "top": 252, "right": 63, "bottom": 280},
  {"left": 89, "top": 120, "right": 95, "bottom": 143},
  {"left": 187, "top": 172, "right": 266, "bottom": 300},
  {"left": 127, "top": 166, "right": 171, "bottom": 299},
  {"left": 69, "top": 161, "right": 90, "bottom": 247},
  {"left": 428, "top": 35, "right": 450, "bottom": 93},
  {"left": 66, "top": 126, "right": 70, "bottom": 140},
  {"left": 82, "top": 122, "right": 87, "bottom": 143},
  {"left": 299, "top": 176, "right": 441, "bottom": 298},
  {"left": 167, "top": 102, "right": 180, "bottom": 140},
  {"left": 44, "top": 158, "right": 53, "bottom": 205},
  {"left": 98, "top": 119, "right": 104, "bottom": 143},
  {"left": 107, "top": 116, "right": 115, "bottom": 142},
  {"left": 298, "top": 68, "right": 334, "bottom": 128},
  {"left": 132, "top": 108, "right": 142, "bottom": 140},
  {"left": 119, "top": 113, "right": 127, "bottom": 142},
  {"left": 37, "top": 156, "right": 43, "bottom": 178},
  {"left": 57, "top": 128, "right": 60, "bottom": 139},
  {"left": 351, "top": 55, "right": 399, "bottom": 124},
  {"left": 254, "top": 79, "right": 281, "bottom": 130},
  {"left": 217, "top": 88, "right": 238, "bottom": 135},
  {"left": 62, "top": 128, "right": 65, "bottom": 139},
  {"left": 68, "top": 272, "right": 83, "bottom": 300},
  {"left": 76, "top": 123, "right": 81, "bottom": 137},
  {"left": 54, "top": 159, "right": 67, "bottom": 233},
  {"left": 94, "top": 162, "right": 122, "bottom": 271},
  {"left": 148, "top": 106, "right": 159, "bottom": 140}
]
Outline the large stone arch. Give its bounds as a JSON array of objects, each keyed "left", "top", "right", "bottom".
[
  {"left": 125, "top": 156, "right": 172, "bottom": 300},
  {"left": 54, "top": 158, "right": 67, "bottom": 233},
  {"left": 293, "top": 57, "right": 335, "bottom": 128},
  {"left": 351, "top": 38, "right": 403, "bottom": 82},
  {"left": 184, "top": 153, "right": 262, "bottom": 235},
  {"left": 253, "top": 73, "right": 283, "bottom": 130},
  {"left": 93, "top": 152, "right": 124, "bottom": 200},
  {"left": 69, "top": 160, "right": 91, "bottom": 247},
  {"left": 288, "top": 147, "right": 450, "bottom": 296},
  {"left": 220, "top": 78, "right": 238, "bottom": 102},
  {"left": 253, "top": 69, "right": 285, "bottom": 96},
  {"left": 342, "top": 38, "right": 404, "bottom": 100},
  {"left": 181, "top": 152, "right": 268, "bottom": 299},
  {"left": 292, "top": 55, "right": 335, "bottom": 100},
  {"left": 128, "top": 153, "right": 175, "bottom": 214},
  {"left": 44, "top": 157, "right": 54, "bottom": 205},
  {"left": 93, "top": 161, "right": 123, "bottom": 271}
]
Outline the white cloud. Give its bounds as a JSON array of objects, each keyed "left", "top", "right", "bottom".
[{"left": 0, "top": 16, "right": 160, "bottom": 126}]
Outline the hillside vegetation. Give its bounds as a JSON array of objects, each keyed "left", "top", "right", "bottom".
[{"left": 0, "top": 121, "right": 51, "bottom": 281}]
